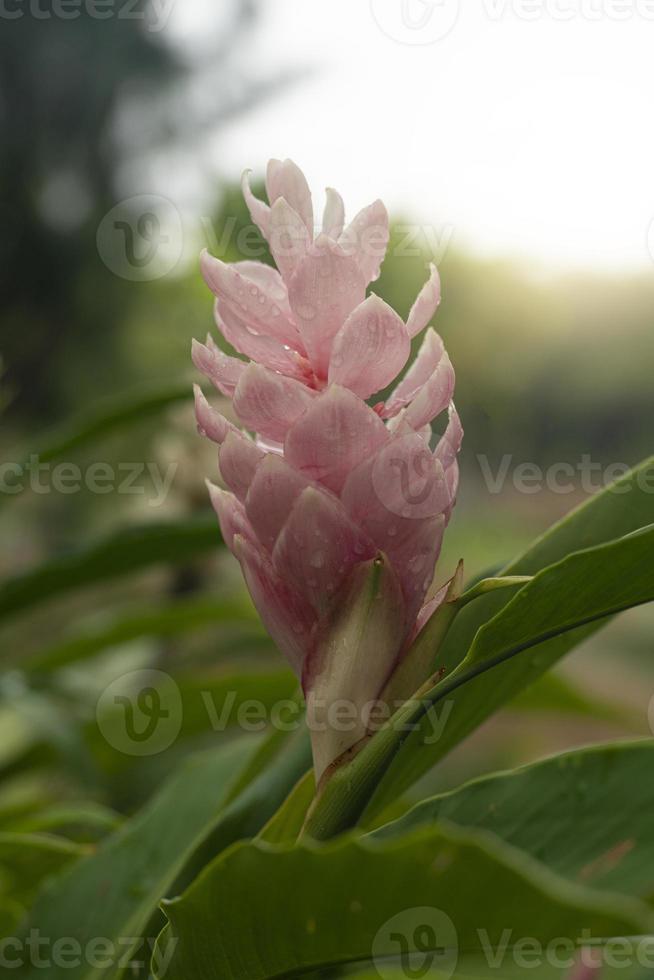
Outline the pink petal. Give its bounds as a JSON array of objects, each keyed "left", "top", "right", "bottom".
[
  {"left": 266, "top": 158, "right": 314, "bottom": 236},
  {"left": 341, "top": 431, "right": 450, "bottom": 621},
  {"left": 245, "top": 454, "right": 314, "bottom": 553},
  {"left": 255, "top": 434, "right": 284, "bottom": 455},
  {"left": 216, "top": 301, "right": 307, "bottom": 379},
  {"left": 193, "top": 384, "right": 237, "bottom": 445},
  {"left": 384, "top": 328, "right": 445, "bottom": 418},
  {"left": 233, "top": 363, "right": 317, "bottom": 442},
  {"left": 288, "top": 236, "right": 366, "bottom": 377},
  {"left": 241, "top": 169, "right": 270, "bottom": 239},
  {"left": 233, "top": 533, "right": 317, "bottom": 676},
  {"left": 232, "top": 260, "right": 295, "bottom": 328},
  {"left": 218, "top": 430, "right": 264, "bottom": 501},
  {"left": 346, "top": 430, "right": 450, "bottom": 524},
  {"left": 322, "top": 187, "right": 345, "bottom": 239},
  {"left": 268, "top": 197, "right": 311, "bottom": 283},
  {"left": 272, "top": 486, "right": 376, "bottom": 615},
  {"left": 403, "top": 349, "right": 455, "bottom": 431},
  {"left": 435, "top": 402, "right": 464, "bottom": 468},
  {"left": 191, "top": 338, "right": 246, "bottom": 397},
  {"left": 206, "top": 483, "right": 256, "bottom": 551},
  {"left": 328, "top": 294, "right": 410, "bottom": 399},
  {"left": 284, "top": 385, "right": 389, "bottom": 494},
  {"left": 339, "top": 198, "right": 389, "bottom": 285},
  {"left": 200, "top": 249, "right": 301, "bottom": 352},
  {"left": 406, "top": 263, "right": 441, "bottom": 339}
]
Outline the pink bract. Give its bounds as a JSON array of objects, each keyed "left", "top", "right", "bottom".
[{"left": 193, "top": 158, "right": 462, "bottom": 778}]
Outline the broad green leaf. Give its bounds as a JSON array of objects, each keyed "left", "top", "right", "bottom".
[
  {"left": 153, "top": 824, "right": 652, "bottom": 980},
  {"left": 16, "top": 724, "right": 312, "bottom": 980},
  {"left": 366, "top": 454, "right": 654, "bottom": 810},
  {"left": 14, "top": 738, "right": 259, "bottom": 980},
  {"left": 10, "top": 803, "right": 122, "bottom": 842},
  {"left": 305, "top": 524, "right": 654, "bottom": 838},
  {"left": 257, "top": 770, "right": 315, "bottom": 844},
  {"left": 440, "top": 455, "right": 654, "bottom": 673},
  {"left": 0, "top": 832, "right": 90, "bottom": 896},
  {"left": 0, "top": 516, "right": 221, "bottom": 625},
  {"left": 373, "top": 740, "right": 654, "bottom": 903},
  {"left": 0, "top": 832, "right": 90, "bottom": 933},
  {"left": 28, "top": 596, "right": 264, "bottom": 673}
]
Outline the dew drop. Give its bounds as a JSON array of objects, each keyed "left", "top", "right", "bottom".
[
  {"left": 310, "top": 551, "right": 325, "bottom": 569},
  {"left": 387, "top": 525, "right": 397, "bottom": 537},
  {"left": 271, "top": 305, "right": 281, "bottom": 317}
]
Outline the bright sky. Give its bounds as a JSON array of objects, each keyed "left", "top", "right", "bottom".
[{"left": 166, "top": 0, "right": 654, "bottom": 272}]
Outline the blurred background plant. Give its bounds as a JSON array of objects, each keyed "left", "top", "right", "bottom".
[{"left": 0, "top": 0, "right": 653, "bottom": 945}]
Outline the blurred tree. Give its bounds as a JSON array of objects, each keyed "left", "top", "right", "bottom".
[{"left": 0, "top": 0, "right": 290, "bottom": 422}]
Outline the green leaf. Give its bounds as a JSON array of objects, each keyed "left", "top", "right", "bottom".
[
  {"left": 304, "top": 524, "right": 654, "bottom": 838},
  {"left": 14, "top": 738, "right": 260, "bottom": 980},
  {"left": 439, "top": 455, "right": 654, "bottom": 679},
  {"left": 373, "top": 740, "right": 654, "bottom": 904},
  {"left": 0, "top": 832, "right": 90, "bottom": 909},
  {"left": 27, "top": 596, "right": 262, "bottom": 673},
  {"left": 257, "top": 770, "right": 315, "bottom": 845},
  {"left": 9, "top": 802, "right": 122, "bottom": 843},
  {"left": 153, "top": 824, "right": 652, "bottom": 980},
  {"left": 0, "top": 516, "right": 221, "bottom": 626},
  {"left": 15, "top": 719, "right": 312, "bottom": 980},
  {"left": 2, "top": 383, "right": 189, "bottom": 506}
]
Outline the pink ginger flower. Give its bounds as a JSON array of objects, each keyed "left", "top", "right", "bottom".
[{"left": 193, "top": 159, "right": 462, "bottom": 779}]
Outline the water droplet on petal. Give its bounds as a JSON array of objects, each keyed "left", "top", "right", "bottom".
[{"left": 310, "top": 551, "right": 325, "bottom": 569}]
